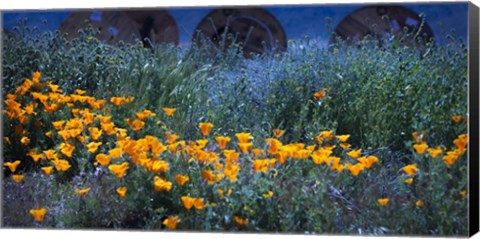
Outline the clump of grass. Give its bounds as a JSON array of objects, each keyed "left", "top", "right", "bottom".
[{"left": 3, "top": 21, "right": 215, "bottom": 139}]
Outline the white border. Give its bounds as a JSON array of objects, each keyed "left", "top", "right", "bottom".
[{"left": 0, "top": 0, "right": 476, "bottom": 10}]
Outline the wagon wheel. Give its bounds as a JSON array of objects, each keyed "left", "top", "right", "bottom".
[
  {"left": 192, "top": 8, "right": 287, "bottom": 58},
  {"left": 59, "top": 10, "right": 140, "bottom": 45},
  {"left": 333, "top": 5, "right": 434, "bottom": 46},
  {"left": 124, "top": 9, "right": 179, "bottom": 47}
]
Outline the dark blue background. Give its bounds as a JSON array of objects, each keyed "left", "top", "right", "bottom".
[{"left": 2, "top": 2, "right": 468, "bottom": 46}]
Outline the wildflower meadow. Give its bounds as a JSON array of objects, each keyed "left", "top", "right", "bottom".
[{"left": 1, "top": 21, "right": 469, "bottom": 236}]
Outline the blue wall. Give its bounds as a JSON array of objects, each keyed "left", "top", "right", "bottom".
[{"left": 2, "top": 2, "right": 468, "bottom": 46}]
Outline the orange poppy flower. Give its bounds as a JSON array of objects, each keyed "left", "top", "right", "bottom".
[
  {"left": 238, "top": 142, "right": 253, "bottom": 153},
  {"left": 201, "top": 170, "right": 215, "bottom": 182},
  {"left": 412, "top": 131, "right": 426, "bottom": 143},
  {"left": 110, "top": 97, "right": 125, "bottom": 106},
  {"left": 108, "top": 162, "right": 129, "bottom": 178},
  {"left": 347, "top": 149, "right": 362, "bottom": 159},
  {"left": 20, "top": 136, "right": 30, "bottom": 145},
  {"left": 451, "top": 115, "right": 462, "bottom": 123},
  {"left": 12, "top": 174, "right": 25, "bottom": 183},
  {"left": 346, "top": 163, "right": 364, "bottom": 176},
  {"left": 427, "top": 147, "right": 443, "bottom": 158},
  {"left": 162, "top": 107, "right": 177, "bottom": 117},
  {"left": 135, "top": 110, "right": 156, "bottom": 120},
  {"left": 53, "top": 159, "right": 71, "bottom": 172},
  {"left": 199, "top": 122, "right": 214, "bottom": 136},
  {"left": 95, "top": 153, "right": 111, "bottom": 166},
  {"left": 313, "top": 88, "right": 327, "bottom": 100},
  {"left": 41, "top": 166, "right": 54, "bottom": 175},
  {"left": 52, "top": 120, "right": 66, "bottom": 130},
  {"left": 108, "top": 147, "right": 123, "bottom": 158},
  {"left": 165, "top": 132, "right": 180, "bottom": 144},
  {"left": 75, "top": 187, "right": 91, "bottom": 197},
  {"left": 175, "top": 174, "right": 189, "bottom": 186},
  {"left": 234, "top": 216, "right": 249, "bottom": 225},
  {"left": 274, "top": 151, "right": 289, "bottom": 164},
  {"left": 151, "top": 160, "right": 169, "bottom": 174},
  {"left": 218, "top": 188, "right": 232, "bottom": 199},
  {"left": 265, "top": 138, "right": 282, "bottom": 154},
  {"left": 357, "top": 155, "right": 379, "bottom": 169},
  {"left": 235, "top": 132, "right": 252, "bottom": 144},
  {"left": 193, "top": 198, "right": 204, "bottom": 210},
  {"left": 272, "top": 129, "right": 284, "bottom": 138},
  {"left": 224, "top": 150, "right": 240, "bottom": 163},
  {"left": 319, "top": 130, "right": 334, "bottom": 140},
  {"left": 30, "top": 208, "right": 47, "bottom": 222},
  {"left": 252, "top": 148, "right": 266, "bottom": 157},
  {"left": 4, "top": 160, "right": 21, "bottom": 173},
  {"left": 335, "top": 134, "right": 350, "bottom": 142},
  {"left": 195, "top": 139, "right": 209, "bottom": 149},
  {"left": 163, "top": 215, "right": 180, "bottom": 230},
  {"left": 453, "top": 134, "right": 468, "bottom": 150},
  {"left": 402, "top": 164, "right": 418, "bottom": 175},
  {"left": 116, "top": 187, "right": 127, "bottom": 198},
  {"left": 87, "top": 142, "right": 102, "bottom": 153},
  {"left": 126, "top": 118, "right": 145, "bottom": 131},
  {"left": 215, "top": 136, "right": 231, "bottom": 150},
  {"left": 181, "top": 196, "right": 195, "bottom": 210},
  {"left": 58, "top": 143, "right": 75, "bottom": 158},
  {"left": 377, "top": 198, "right": 389, "bottom": 206},
  {"left": 413, "top": 143, "right": 428, "bottom": 155},
  {"left": 153, "top": 176, "right": 172, "bottom": 192},
  {"left": 442, "top": 151, "right": 460, "bottom": 166}
]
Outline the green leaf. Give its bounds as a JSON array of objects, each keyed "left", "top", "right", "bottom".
[{"left": 408, "top": 64, "right": 420, "bottom": 74}]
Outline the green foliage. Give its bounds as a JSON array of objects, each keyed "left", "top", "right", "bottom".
[{"left": 2, "top": 21, "right": 469, "bottom": 236}]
